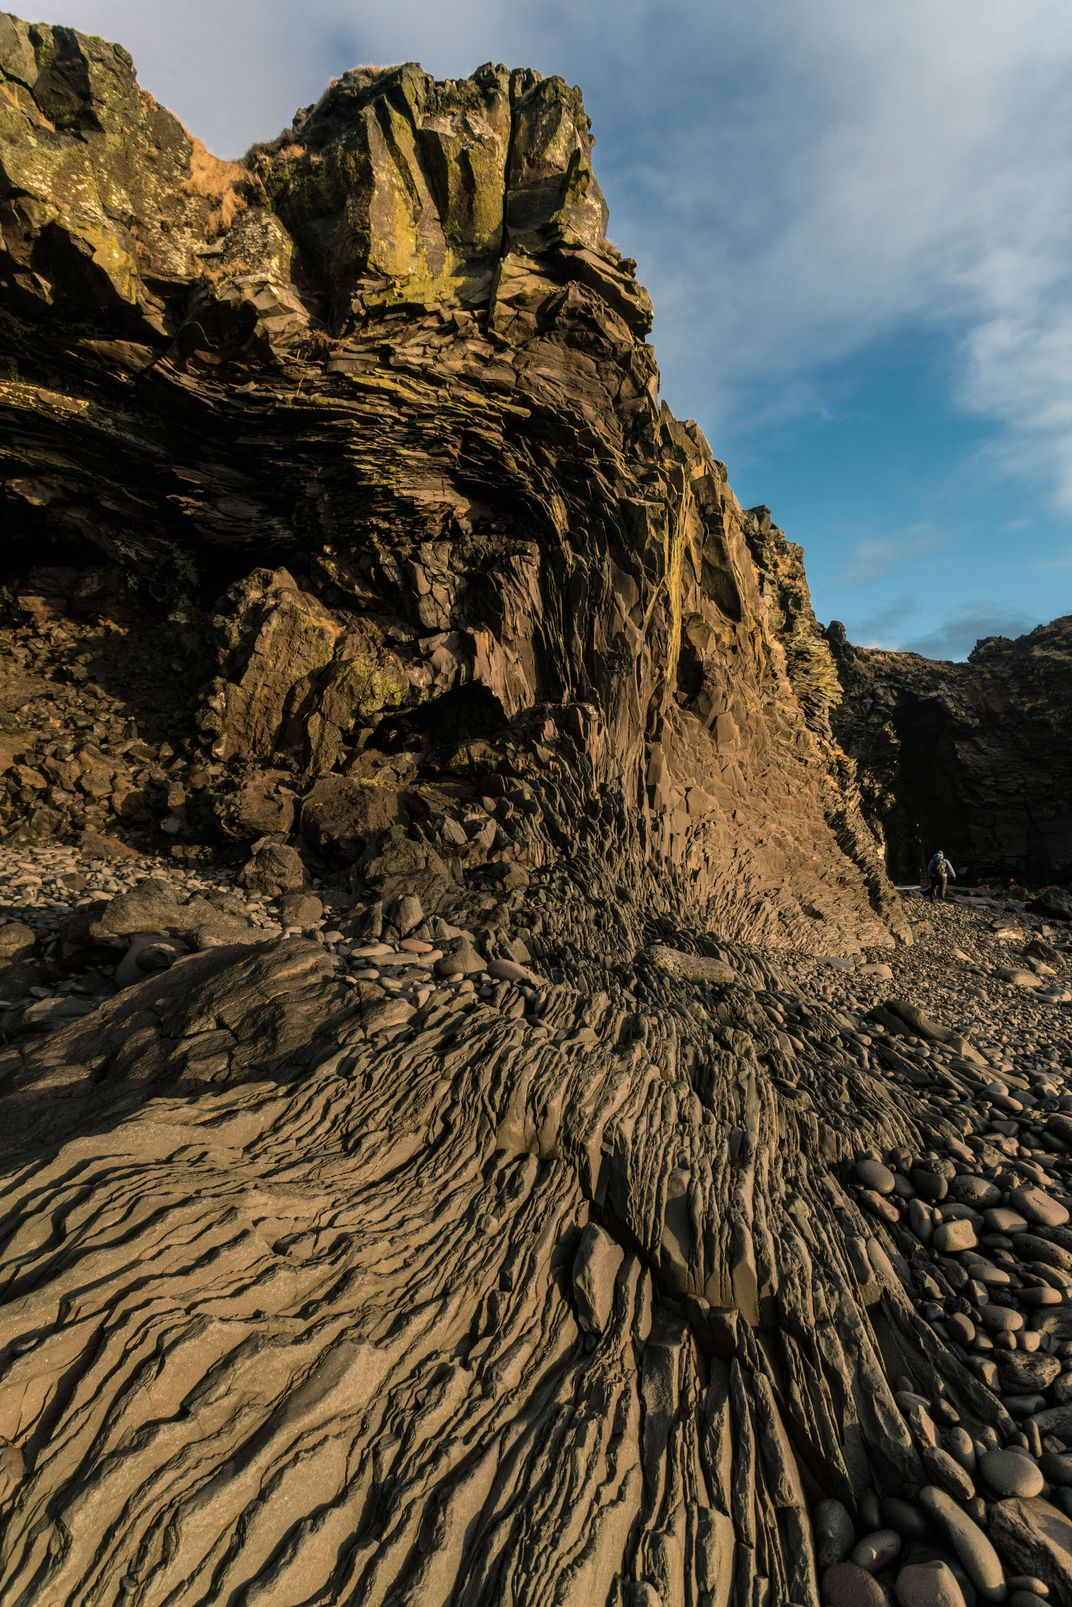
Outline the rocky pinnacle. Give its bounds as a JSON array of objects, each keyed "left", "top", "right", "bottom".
[{"left": 1, "top": 14, "right": 1072, "bottom": 1607}]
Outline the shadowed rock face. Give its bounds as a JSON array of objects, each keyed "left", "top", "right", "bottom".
[
  {"left": 25, "top": 18, "right": 1072, "bottom": 1607},
  {"left": 0, "top": 12, "right": 901, "bottom": 952},
  {"left": 829, "top": 617, "right": 1072, "bottom": 886},
  {"left": 0, "top": 928, "right": 921, "bottom": 1605}
]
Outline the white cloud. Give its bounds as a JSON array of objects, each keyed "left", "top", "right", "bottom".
[
  {"left": 38, "top": 0, "right": 1072, "bottom": 536},
  {"left": 621, "top": 4, "right": 1072, "bottom": 477},
  {"left": 837, "top": 529, "right": 943, "bottom": 587},
  {"left": 904, "top": 603, "right": 1036, "bottom": 662}
]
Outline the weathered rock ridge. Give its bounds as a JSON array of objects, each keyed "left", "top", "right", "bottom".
[
  {"left": 9, "top": 18, "right": 1072, "bottom": 1607},
  {"left": 0, "top": 11, "right": 900, "bottom": 952},
  {"left": 829, "top": 617, "right": 1072, "bottom": 887}
]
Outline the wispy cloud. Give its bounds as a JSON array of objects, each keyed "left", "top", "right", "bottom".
[
  {"left": 850, "top": 595, "right": 918, "bottom": 647},
  {"left": 1032, "top": 552, "right": 1072, "bottom": 570},
  {"left": 837, "top": 529, "right": 943, "bottom": 586},
  {"left": 904, "top": 603, "right": 1036, "bottom": 662},
  {"left": 592, "top": 2, "right": 1072, "bottom": 524}
]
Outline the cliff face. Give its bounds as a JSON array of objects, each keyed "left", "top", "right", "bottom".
[
  {"left": 829, "top": 617, "right": 1072, "bottom": 885},
  {"left": 7, "top": 21, "right": 1072, "bottom": 1607},
  {"left": 0, "top": 13, "right": 901, "bottom": 950}
]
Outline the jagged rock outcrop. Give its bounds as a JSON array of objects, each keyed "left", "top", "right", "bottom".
[
  {"left": 829, "top": 617, "right": 1072, "bottom": 886},
  {"left": 12, "top": 18, "right": 1072, "bottom": 1607},
  {"left": 1, "top": 847, "right": 1071, "bottom": 1607},
  {"left": 0, "top": 11, "right": 902, "bottom": 952}
]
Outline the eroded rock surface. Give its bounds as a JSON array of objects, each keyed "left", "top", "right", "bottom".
[
  {"left": 829, "top": 616, "right": 1072, "bottom": 887},
  {"left": 0, "top": 849, "right": 1070, "bottom": 1605},
  {"left": 3, "top": 14, "right": 1071, "bottom": 1607},
  {"left": 0, "top": 11, "right": 900, "bottom": 953}
]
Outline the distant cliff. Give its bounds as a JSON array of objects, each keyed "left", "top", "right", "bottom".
[
  {"left": 0, "top": 13, "right": 901, "bottom": 949},
  {"left": 828, "top": 615, "right": 1072, "bottom": 885}
]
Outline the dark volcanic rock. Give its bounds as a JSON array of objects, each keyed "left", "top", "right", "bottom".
[
  {"left": 829, "top": 616, "right": 1072, "bottom": 885},
  {"left": 0, "top": 13, "right": 902, "bottom": 952},
  {"left": 17, "top": 16, "right": 1072, "bottom": 1607}
]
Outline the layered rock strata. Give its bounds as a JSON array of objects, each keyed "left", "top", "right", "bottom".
[
  {"left": 0, "top": 849, "right": 1071, "bottom": 1605},
  {"left": 0, "top": 12, "right": 901, "bottom": 952},
  {"left": 8, "top": 14, "right": 1072, "bottom": 1607},
  {"left": 829, "top": 617, "right": 1072, "bottom": 887}
]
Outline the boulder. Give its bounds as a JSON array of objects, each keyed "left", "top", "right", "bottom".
[
  {"left": 220, "top": 772, "right": 296, "bottom": 840},
  {"left": 918, "top": 1486, "right": 1005, "bottom": 1602},
  {"left": 822, "top": 1561, "right": 892, "bottom": 1606},
  {"left": 990, "top": 1497, "right": 1072, "bottom": 1600},
  {"left": 894, "top": 1561, "right": 968, "bottom": 1607},
  {"left": 90, "top": 878, "right": 188, "bottom": 940},
  {"left": 279, "top": 892, "right": 324, "bottom": 929},
  {"left": 571, "top": 1224, "right": 623, "bottom": 1334},
  {"left": 0, "top": 922, "right": 37, "bottom": 964},
  {"left": 301, "top": 776, "right": 407, "bottom": 858},
  {"left": 642, "top": 944, "right": 737, "bottom": 986},
  {"left": 238, "top": 842, "right": 305, "bottom": 895},
  {"left": 979, "top": 1450, "right": 1044, "bottom": 1500}
]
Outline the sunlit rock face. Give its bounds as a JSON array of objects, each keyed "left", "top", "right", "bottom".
[
  {"left": 16, "top": 21, "right": 1058, "bottom": 1607},
  {"left": 0, "top": 12, "right": 900, "bottom": 951}
]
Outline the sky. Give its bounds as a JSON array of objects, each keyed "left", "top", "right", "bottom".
[{"left": 29, "top": 0, "right": 1072, "bottom": 659}]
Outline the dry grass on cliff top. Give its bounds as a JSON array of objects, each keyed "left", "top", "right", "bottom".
[{"left": 181, "top": 135, "right": 248, "bottom": 237}]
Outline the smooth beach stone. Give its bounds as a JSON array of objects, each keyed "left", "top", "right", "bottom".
[
  {"left": 816, "top": 1497, "right": 857, "bottom": 1566},
  {"left": 918, "top": 1486, "right": 1007, "bottom": 1602},
  {"left": 980, "top": 1304, "right": 1025, "bottom": 1333},
  {"left": 949, "top": 1176, "right": 1002, "bottom": 1209},
  {"left": 935, "top": 1220, "right": 978, "bottom": 1254},
  {"left": 880, "top": 1497, "right": 931, "bottom": 1540},
  {"left": 857, "top": 1158, "right": 898, "bottom": 1195},
  {"left": 850, "top": 1529, "right": 902, "bottom": 1573},
  {"left": 1009, "top": 1187, "right": 1069, "bottom": 1228},
  {"left": 979, "top": 1448, "right": 1045, "bottom": 1499},
  {"left": 894, "top": 1560, "right": 969, "bottom": 1607},
  {"left": 824, "top": 1560, "right": 894, "bottom": 1606},
  {"left": 912, "top": 1168, "right": 950, "bottom": 1202}
]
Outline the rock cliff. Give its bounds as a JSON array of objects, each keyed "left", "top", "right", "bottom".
[
  {"left": 829, "top": 616, "right": 1072, "bottom": 886},
  {"left": 5, "top": 17, "right": 1072, "bottom": 1607},
  {"left": 0, "top": 11, "right": 900, "bottom": 953}
]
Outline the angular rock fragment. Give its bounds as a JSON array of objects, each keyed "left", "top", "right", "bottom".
[
  {"left": 0, "top": 14, "right": 1070, "bottom": 1607},
  {"left": 571, "top": 1222, "right": 624, "bottom": 1334},
  {"left": 990, "top": 1497, "right": 1072, "bottom": 1600}
]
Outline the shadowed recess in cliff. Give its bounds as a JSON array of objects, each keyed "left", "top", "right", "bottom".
[
  {"left": 0, "top": 9, "right": 903, "bottom": 954},
  {"left": 829, "top": 616, "right": 1072, "bottom": 885}
]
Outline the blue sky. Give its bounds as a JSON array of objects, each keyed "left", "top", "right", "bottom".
[{"left": 35, "top": 0, "right": 1072, "bottom": 658}]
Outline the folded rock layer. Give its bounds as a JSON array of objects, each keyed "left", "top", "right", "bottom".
[
  {"left": 16, "top": 17, "right": 1072, "bottom": 1607},
  {"left": 0, "top": 11, "right": 901, "bottom": 953}
]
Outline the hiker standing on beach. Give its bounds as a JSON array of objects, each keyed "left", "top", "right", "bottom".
[{"left": 927, "top": 850, "right": 956, "bottom": 902}]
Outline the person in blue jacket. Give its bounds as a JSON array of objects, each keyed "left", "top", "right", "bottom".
[{"left": 927, "top": 850, "right": 956, "bottom": 902}]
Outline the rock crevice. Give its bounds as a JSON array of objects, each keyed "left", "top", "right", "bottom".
[{"left": 1, "top": 10, "right": 901, "bottom": 952}]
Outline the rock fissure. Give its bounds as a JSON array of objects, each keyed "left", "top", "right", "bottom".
[{"left": 1, "top": 13, "right": 1071, "bottom": 1607}]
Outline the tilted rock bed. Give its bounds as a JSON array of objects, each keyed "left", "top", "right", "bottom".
[
  {"left": 0, "top": 853, "right": 1070, "bottom": 1604},
  {"left": 1, "top": 14, "right": 1071, "bottom": 1604},
  {"left": 0, "top": 15, "right": 904, "bottom": 958}
]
